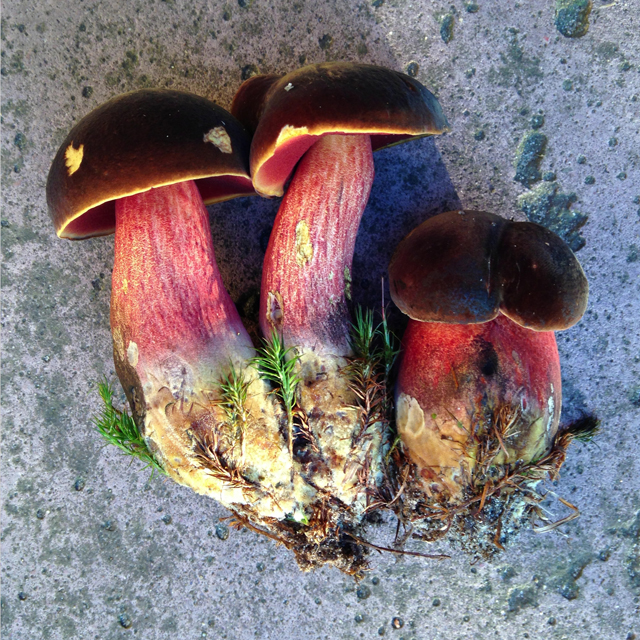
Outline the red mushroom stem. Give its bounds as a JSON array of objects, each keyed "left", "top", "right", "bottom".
[
  {"left": 396, "top": 314, "right": 561, "bottom": 500},
  {"left": 111, "top": 180, "right": 254, "bottom": 376},
  {"left": 260, "top": 134, "right": 374, "bottom": 355}
]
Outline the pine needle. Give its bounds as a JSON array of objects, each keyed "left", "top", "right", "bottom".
[
  {"left": 251, "top": 330, "right": 301, "bottom": 456},
  {"left": 94, "top": 380, "right": 166, "bottom": 477}
]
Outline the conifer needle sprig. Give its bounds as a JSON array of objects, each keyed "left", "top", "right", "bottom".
[
  {"left": 251, "top": 330, "right": 301, "bottom": 456},
  {"left": 94, "top": 380, "right": 166, "bottom": 476}
]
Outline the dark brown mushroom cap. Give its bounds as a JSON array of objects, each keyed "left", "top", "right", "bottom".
[
  {"left": 388, "top": 210, "right": 588, "bottom": 331},
  {"left": 230, "top": 62, "right": 450, "bottom": 197},
  {"left": 47, "top": 89, "right": 255, "bottom": 239}
]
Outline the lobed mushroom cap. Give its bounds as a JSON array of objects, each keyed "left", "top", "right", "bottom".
[
  {"left": 47, "top": 89, "right": 255, "bottom": 240},
  {"left": 230, "top": 62, "right": 450, "bottom": 197},
  {"left": 388, "top": 210, "right": 588, "bottom": 331}
]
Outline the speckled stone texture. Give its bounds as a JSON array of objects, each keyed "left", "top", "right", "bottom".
[{"left": 1, "top": 1, "right": 639, "bottom": 639}]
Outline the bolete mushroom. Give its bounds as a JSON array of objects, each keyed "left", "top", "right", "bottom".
[
  {"left": 46, "top": 89, "right": 308, "bottom": 522},
  {"left": 231, "top": 62, "right": 449, "bottom": 510},
  {"left": 388, "top": 210, "right": 589, "bottom": 550}
]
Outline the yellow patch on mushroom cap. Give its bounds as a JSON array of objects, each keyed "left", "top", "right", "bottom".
[
  {"left": 276, "top": 124, "right": 309, "bottom": 147},
  {"left": 64, "top": 143, "right": 84, "bottom": 176},
  {"left": 295, "top": 220, "right": 314, "bottom": 267},
  {"left": 203, "top": 127, "right": 232, "bottom": 154}
]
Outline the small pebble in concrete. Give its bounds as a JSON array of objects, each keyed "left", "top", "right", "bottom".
[
  {"left": 584, "top": 175, "right": 595, "bottom": 185},
  {"left": 633, "top": 196, "right": 640, "bottom": 204},
  {"left": 378, "top": 627, "right": 386, "bottom": 636},
  {"left": 548, "top": 616, "right": 557, "bottom": 625},
  {"left": 562, "top": 79, "right": 574, "bottom": 91},
  {"left": 499, "top": 566, "right": 516, "bottom": 581},
  {"left": 14, "top": 132, "right": 26, "bottom": 150},
  {"left": 432, "top": 597, "right": 441, "bottom": 606},
  {"left": 440, "top": 14, "right": 454, "bottom": 44},
  {"left": 465, "top": 2, "right": 479, "bottom": 13},
  {"left": 530, "top": 114, "right": 544, "bottom": 129},
  {"left": 36, "top": 509, "right": 45, "bottom": 520},
  {"left": 18, "top": 592, "right": 27, "bottom": 601},
  {"left": 103, "top": 520, "right": 116, "bottom": 531},
  {"left": 620, "top": 61, "right": 631, "bottom": 72},
  {"left": 617, "top": 172, "right": 627, "bottom": 180},
  {"left": 74, "top": 478, "right": 85, "bottom": 491},
  {"left": 372, "top": 0, "right": 384, "bottom": 7},
  {"left": 215, "top": 523, "right": 229, "bottom": 540},
  {"left": 355, "top": 613, "right": 365, "bottom": 623},
  {"left": 356, "top": 585, "right": 371, "bottom": 600},
  {"left": 463, "top": 615, "right": 470, "bottom": 622},
  {"left": 554, "top": 0, "right": 592, "bottom": 38},
  {"left": 82, "top": 86, "right": 93, "bottom": 98},
  {"left": 372, "top": 576, "right": 380, "bottom": 585},
  {"left": 406, "top": 61, "right": 419, "bottom": 78},
  {"left": 241, "top": 64, "right": 259, "bottom": 81},
  {"left": 318, "top": 34, "right": 333, "bottom": 50},
  {"left": 392, "top": 617, "right": 404, "bottom": 629},
  {"left": 577, "top": 154, "right": 587, "bottom": 164},
  {"left": 162, "top": 514, "right": 172, "bottom": 525},
  {"left": 118, "top": 613, "right": 132, "bottom": 629},
  {"left": 609, "top": 137, "right": 618, "bottom": 147}
]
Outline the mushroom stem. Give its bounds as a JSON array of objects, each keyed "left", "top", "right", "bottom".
[
  {"left": 395, "top": 314, "right": 561, "bottom": 501},
  {"left": 111, "top": 180, "right": 254, "bottom": 378},
  {"left": 260, "top": 134, "right": 374, "bottom": 355},
  {"left": 110, "top": 179, "right": 257, "bottom": 464}
]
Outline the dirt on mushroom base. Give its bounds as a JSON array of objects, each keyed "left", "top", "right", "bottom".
[
  {"left": 393, "top": 411, "right": 599, "bottom": 558},
  {"left": 100, "top": 310, "right": 398, "bottom": 575}
]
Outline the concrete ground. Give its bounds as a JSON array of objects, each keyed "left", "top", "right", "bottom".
[{"left": 1, "top": 0, "right": 639, "bottom": 638}]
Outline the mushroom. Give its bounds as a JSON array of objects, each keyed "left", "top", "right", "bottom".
[
  {"left": 388, "top": 210, "right": 589, "bottom": 547},
  {"left": 231, "top": 62, "right": 449, "bottom": 509},
  {"left": 46, "top": 89, "right": 301, "bottom": 519}
]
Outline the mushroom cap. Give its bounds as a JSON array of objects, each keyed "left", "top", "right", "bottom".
[
  {"left": 388, "top": 210, "right": 588, "bottom": 331},
  {"left": 230, "top": 62, "right": 450, "bottom": 197},
  {"left": 47, "top": 89, "right": 255, "bottom": 239}
]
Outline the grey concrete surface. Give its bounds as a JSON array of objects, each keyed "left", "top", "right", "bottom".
[{"left": 1, "top": 1, "right": 639, "bottom": 638}]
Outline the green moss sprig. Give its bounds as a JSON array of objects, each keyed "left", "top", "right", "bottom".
[
  {"left": 94, "top": 380, "right": 166, "bottom": 476},
  {"left": 251, "top": 331, "right": 301, "bottom": 456}
]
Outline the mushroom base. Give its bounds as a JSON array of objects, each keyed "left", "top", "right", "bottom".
[
  {"left": 391, "top": 315, "right": 574, "bottom": 554},
  {"left": 394, "top": 424, "right": 580, "bottom": 558}
]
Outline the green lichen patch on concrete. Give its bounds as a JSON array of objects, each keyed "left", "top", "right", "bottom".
[
  {"left": 555, "top": 0, "right": 592, "bottom": 39},
  {"left": 514, "top": 131, "right": 547, "bottom": 187},
  {"left": 550, "top": 552, "right": 593, "bottom": 600},
  {"left": 518, "top": 182, "right": 588, "bottom": 252},
  {"left": 488, "top": 29, "right": 543, "bottom": 89},
  {"left": 507, "top": 585, "right": 538, "bottom": 612},
  {"left": 439, "top": 13, "right": 454, "bottom": 44}
]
